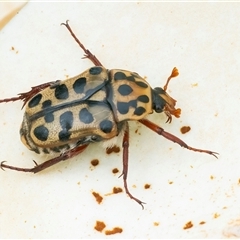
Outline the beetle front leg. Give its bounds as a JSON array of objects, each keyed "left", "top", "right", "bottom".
[
  {"left": 1, "top": 144, "right": 89, "bottom": 173},
  {"left": 120, "top": 122, "right": 145, "bottom": 209},
  {"left": 61, "top": 20, "right": 103, "bottom": 67},
  {"left": 139, "top": 119, "right": 218, "bottom": 158}
]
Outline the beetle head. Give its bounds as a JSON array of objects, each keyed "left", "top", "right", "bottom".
[{"left": 152, "top": 87, "right": 181, "bottom": 123}]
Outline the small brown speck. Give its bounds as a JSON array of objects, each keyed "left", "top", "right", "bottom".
[
  {"left": 210, "top": 175, "right": 215, "bottom": 180},
  {"left": 113, "top": 187, "right": 123, "bottom": 194},
  {"left": 214, "top": 213, "right": 220, "bottom": 218},
  {"left": 91, "top": 159, "right": 99, "bottom": 166},
  {"left": 180, "top": 126, "right": 191, "bottom": 134},
  {"left": 144, "top": 184, "right": 151, "bottom": 189},
  {"left": 153, "top": 222, "right": 159, "bottom": 226},
  {"left": 238, "top": 179, "right": 240, "bottom": 184},
  {"left": 191, "top": 83, "right": 198, "bottom": 87},
  {"left": 106, "top": 145, "right": 120, "bottom": 154},
  {"left": 11, "top": 46, "right": 14, "bottom": 50},
  {"left": 92, "top": 192, "right": 103, "bottom": 204},
  {"left": 168, "top": 181, "right": 173, "bottom": 184},
  {"left": 199, "top": 221, "right": 206, "bottom": 225},
  {"left": 94, "top": 221, "right": 106, "bottom": 232},
  {"left": 105, "top": 227, "right": 123, "bottom": 235},
  {"left": 112, "top": 168, "right": 119, "bottom": 174},
  {"left": 183, "top": 221, "right": 193, "bottom": 230},
  {"left": 135, "top": 129, "right": 138, "bottom": 134},
  {"left": 77, "top": 182, "right": 80, "bottom": 185}
]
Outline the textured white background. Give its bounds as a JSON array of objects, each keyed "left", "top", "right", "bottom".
[{"left": 0, "top": 2, "right": 240, "bottom": 239}]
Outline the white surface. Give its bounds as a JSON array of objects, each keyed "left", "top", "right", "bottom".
[{"left": 0, "top": 2, "right": 240, "bottom": 239}]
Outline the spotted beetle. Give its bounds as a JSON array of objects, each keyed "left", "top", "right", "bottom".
[{"left": 0, "top": 21, "right": 218, "bottom": 208}]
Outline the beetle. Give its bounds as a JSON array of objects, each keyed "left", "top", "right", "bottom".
[{"left": 0, "top": 21, "right": 218, "bottom": 208}]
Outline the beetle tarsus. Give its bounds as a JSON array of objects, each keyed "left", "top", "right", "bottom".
[
  {"left": 139, "top": 118, "right": 219, "bottom": 158},
  {"left": 121, "top": 122, "right": 146, "bottom": 208},
  {"left": 0, "top": 144, "right": 89, "bottom": 173},
  {"left": 61, "top": 20, "right": 103, "bottom": 66}
]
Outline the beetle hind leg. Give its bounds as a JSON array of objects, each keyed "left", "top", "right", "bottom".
[
  {"left": 120, "top": 122, "right": 145, "bottom": 209},
  {"left": 1, "top": 144, "right": 89, "bottom": 173},
  {"left": 61, "top": 20, "right": 103, "bottom": 67},
  {"left": 139, "top": 119, "right": 218, "bottom": 158}
]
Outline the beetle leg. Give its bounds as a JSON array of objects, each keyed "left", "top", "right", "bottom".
[
  {"left": 120, "top": 122, "right": 145, "bottom": 209},
  {"left": 139, "top": 119, "right": 218, "bottom": 158},
  {"left": 1, "top": 144, "right": 89, "bottom": 173},
  {"left": 61, "top": 20, "right": 103, "bottom": 67},
  {"left": 0, "top": 81, "right": 56, "bottom": 109}
]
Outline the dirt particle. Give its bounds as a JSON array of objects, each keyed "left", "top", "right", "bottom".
[
  {"left": 153, "top": 222, "right": 159, "bottom": 226},
  {"left": 94, "top": 221, "right": 106, "bottom": 232},
  {"left": 214, "top": 213, "right": 220, "bottom": 218},
  {"left": 105, "top": 227, "right": 123, "bottom": 235},
  {"left": 113, "top": 187, "right": 123, "bottom": 194},
  {"left": 180, "top": 126, "right": 191, "bottom": 134},
  {"left": 144, "top": 184, "right": 151, "bottom": 189},
  {"left": 183, "top": 221, "right": 193, "bottom": 230},
  {"left": 92, "top": 192, "right": 103, "bottom": 204},
  {"left": 199, "top": 221, "right": 206, "bottom": 225},
  {"left": 112, "top": 168, "right": 119, "bottom": 174},
  {"left": 106, "top": 145, "right": 120, "bottom": 154},
  {"left": 91, "top": 159, "right": 99, "bottom": 166}
]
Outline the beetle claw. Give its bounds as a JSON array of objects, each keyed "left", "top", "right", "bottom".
[{"left": 0, "top": 161, "right": 7, "bottom": 171}]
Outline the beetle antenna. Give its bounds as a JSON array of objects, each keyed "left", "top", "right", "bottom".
[{"left": 163, "top": 67, "right": 179, "bottom": 91}]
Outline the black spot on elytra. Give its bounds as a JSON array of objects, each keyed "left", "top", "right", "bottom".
[
  {"left": 135, "top": 81, "right": 148, "bottom": 88},
  {"left": 28, "top": 94, "right": 42, "bottom": 108},
  {"left": 33, "top": 125, "right": 49, "bottom": 141},
  {"left": 79, "top": 108, "right": 94, "bottom": 124},
  {"left": 60, "top": 111, "right": 73, "bottom": 130},
  {"left": 73, "top": 77, "right": 87, "bottom": 94},
  {"left": 137, "top": 95, "right": 149, "bottom": 103},
  {"left": 44, "top": 113, "right": 54, "bottom": 123},
  {"left": 99, "top": 119, "right": 113, "bottom": 133},
  {"left": 58, "top": 130, "right": 71, "bottom": 141},
  {"left": 55, "top": 84, "right": 69, "bottom": 100},
  {"left": 117, "top": 100, "right": 137, "bottom": 115},
  {"left": 114, "top": 72, "right": 127, "bottom": 80},
  {"left": 114, "top": 71, "right": 138, "bottom": 82},
  {"left": 89, "top": 67, "right": 102, "bottom": 75},
  {"left": 118, "top": 84, "right": 133, "bottom": 96},
  {"left": 134, "top": 107, "right": 146, "bottom": 116},
  {"left": 42, "top": 100, "right": 52, "bottom": 109}
]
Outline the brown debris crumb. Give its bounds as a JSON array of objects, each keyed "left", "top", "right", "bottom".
[
  {"left": 183, "top": 221, "right": 193, "bottom": 230},
  {"left": 92, "top": 192, "right": 103, "bottom": 204},
  {"left": 91, "top": 159, "right": 99, "bottom": 166},
  {"left": 112, "top": 168, "right": 119, "bottom": 174},
  {"left": 113, "top": 187, "right": 123, "bottom": 194},
  {"left": 180, "top": 126, "right": 191, "bottom": 134},
  {"left": 144, "top": 184, "right": 151, "bottom": 189},
  {"left": 94, "top": 221, "right": 106, "bottom": 232},
  {"left": 105, "top": 227, "right": 123, "bottom": 235},
  {"left": 106, "top": 145, "right": 120, "bottom": 154}
]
